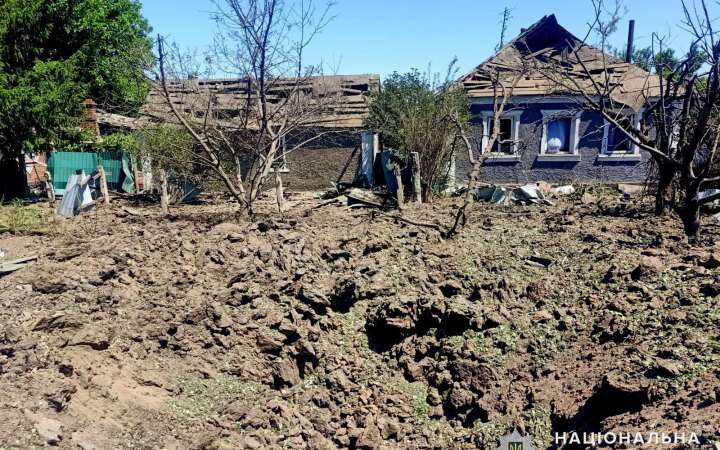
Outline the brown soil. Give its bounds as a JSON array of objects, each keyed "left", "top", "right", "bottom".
[{"left": 0, "top": 191, "right": 718, "bottom": 449}]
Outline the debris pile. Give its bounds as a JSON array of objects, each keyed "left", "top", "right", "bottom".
[
  {"left": 473, "top": 183, "right": 554, "bottom": 206},
  {"left": 0, "top": 193, "right": 718, "bottom": 448}
]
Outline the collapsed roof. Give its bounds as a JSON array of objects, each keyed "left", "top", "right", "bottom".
[
  {"left": 461, "top": 15, "right": 661, "bottom": 110},
  {"left": 99, "top": 74, "right": 380, "bottom": 131}
]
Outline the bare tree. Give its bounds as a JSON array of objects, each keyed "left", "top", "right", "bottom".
[
  {"left": 536, "top": 0, "right": 720, "bottom": 241},
  {"left": 156, "top": 0, "right": 338, "bottom": 214},
  {"left": 446, "top": 67, "right": 525, "bottom": 238}
]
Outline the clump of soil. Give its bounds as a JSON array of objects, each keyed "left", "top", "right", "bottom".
[{"left": 0, "top": 192, "right": 718, "bottom": 449}]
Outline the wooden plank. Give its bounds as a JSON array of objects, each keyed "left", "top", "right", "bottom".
[
  {"left": 0, "top": 255, "right": 39, "bottom": 274},
  {"left": 98, "top": 165, "right": 110, "bottom": 205}
]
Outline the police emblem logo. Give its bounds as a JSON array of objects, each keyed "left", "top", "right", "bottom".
[{"left": 497, "top": 429, "right": 535, "bottom": 450}]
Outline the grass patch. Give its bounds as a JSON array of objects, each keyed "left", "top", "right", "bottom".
[
  {"left": 168, "top": 375, "right": 262, "bottom": 423},
  {"left": 388, "top": 376, "right": 430, "bottom": 422},
  {"left": 471, "top": 418, "right": 510, "bottom": 448},
  {"left": 0, "top": 200, "right": 48, "bottom": 234},
  {"left": 524, "top": 406, "right": 552, "bottom": 448}
]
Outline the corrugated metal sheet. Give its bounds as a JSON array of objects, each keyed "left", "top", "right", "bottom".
[{"left": 47, "top": 152, "right": 98, "bottom": 195}]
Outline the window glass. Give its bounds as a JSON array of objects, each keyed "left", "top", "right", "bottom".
[
  {"left": 608, "top": 117, "right": 632, "bottom": 153},
  {"left": 546, "top": 118, "right": 571, "bottom": 153},
  {"left": 488, "top": 118, "right": 514, "bottom": 154}
]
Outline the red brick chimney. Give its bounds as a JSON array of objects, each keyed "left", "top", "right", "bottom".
[{"left": 81, "top": 98, "right": 100, "bottom": 137}]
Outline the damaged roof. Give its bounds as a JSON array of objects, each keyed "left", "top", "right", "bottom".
[
  {"left": 99, "top": 74, "right": 380, "bottom": 131},
  {"left": 461, "top": 15, "right": 661, "bottom": 110}
]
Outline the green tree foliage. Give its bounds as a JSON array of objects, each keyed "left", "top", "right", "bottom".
[
  {"left": 616, "top": 45, "right": 704, "bottom": 79},
  {"left": 97, "top": 131, "right": 140, "bottom": 155},
  {"left": 134, "top": 126, "right": 195, "bottom": 178},
  {"left": 365, "top": 65, "right": 469, "bottom": 200},
  {"left": 628, "top": 47, "right": 680, "bottom": 75},
  {"left": 0, "top": 0, "right": 153, "bottom": 198}
]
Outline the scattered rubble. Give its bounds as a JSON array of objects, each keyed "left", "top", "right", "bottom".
[
  {"left": 0, "top": 191, "right": 718, "bottom": 448},
  {"left": 474, "top": 183, "right": 553, "bottom": 206},
  {"left": 25, "top": 412, "right": 63, "bottom": 446}
]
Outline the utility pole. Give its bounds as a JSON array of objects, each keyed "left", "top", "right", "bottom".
[{"left": 496, "top": 7, "right": 513, "bottom": 51}]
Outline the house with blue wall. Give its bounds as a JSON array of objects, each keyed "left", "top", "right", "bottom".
[{"left": 458, "top": 15, "right": 661, "bottom": 184}]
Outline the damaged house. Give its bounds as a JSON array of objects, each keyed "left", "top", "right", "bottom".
[
  {"left": 99, "top": 74, "right": 380, "bottom": 191},
  {"left": 459, "top": 15, "right": 661, "bottom": 184}
]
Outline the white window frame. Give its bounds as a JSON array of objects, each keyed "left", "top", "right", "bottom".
[
  {"left": 600, "top": 111, "right": 643, "bottom": 161},
  {"left": 480, "top": 110, "right": 522, "bottom": 160},
  {"left": 537, "top": 110, "right": 582, "bottom": 162}
]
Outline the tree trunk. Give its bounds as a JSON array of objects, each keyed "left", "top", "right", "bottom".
[
  {"left": 0, "top": 154, "right": 27, "bottom": 201},
  {"left": 446, "top": 154, "right": 485, "bottom": 238},
  {"left": 655, "top": 162, "right": 676, "bottom": 215},
  {"left": 681, "top": 181, "right": 702, "bottom": 242},
  {"left": 159, "top": 168, "right": 169, "bottom": 216}
]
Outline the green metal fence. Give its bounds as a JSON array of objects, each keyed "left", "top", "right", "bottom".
[
  {"left": 97, "top": 151, "right": 125, "bottom": 192},
  {"left": 47, "top": 151, "right": 135, "bottom": 195},
  {"left": 46, "top": 152, "right": 98, "bottom": 195}
]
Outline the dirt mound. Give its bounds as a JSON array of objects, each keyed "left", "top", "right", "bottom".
[{"left": 0, "top": 193, "right": 718, "bottom": 449}]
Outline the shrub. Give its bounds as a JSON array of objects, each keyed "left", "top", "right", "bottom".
[{"left": 366, "top": 63, "right": 469, "bottom": 200}]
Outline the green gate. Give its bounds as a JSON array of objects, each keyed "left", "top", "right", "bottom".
[
  {"left": 46, "top": 152, "right": 98, "bottom": 195},
  {"left": 98, "top": 152, "right": 126, "bottom": 192},
  {"left": 47, "top": 151, "right": 135, "bottom": 195}
]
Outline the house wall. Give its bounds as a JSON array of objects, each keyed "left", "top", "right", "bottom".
[
  {"left": 25, "top": 153, "right": 47, "bottom": 187},
  {"left": 237, "top": 129, "right": 362, "bottom": 192},
  {"left": 281, "top": 129, "right": 360, "bottom": 191},
  {"left": 282, "top": 147, "right": 359, "bottom": 191},
  {"left": 458, "top": 100, "right": 652, "bottom": 184}
]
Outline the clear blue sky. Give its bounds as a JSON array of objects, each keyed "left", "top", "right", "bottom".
[{"left": 141, "top": 0, "right": 695, "bottom": 79}]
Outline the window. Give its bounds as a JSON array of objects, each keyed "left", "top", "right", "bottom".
[
  {"left": 546, "top": 118, "right": 571, "bottom": 153},
  {"left": 607, "top": 117, "right": 632, "bottom": 153},
  {"left": 481, "top": 111, "right": 522, "bottom": 159},
  {"left": 488, "top": 118, "right": 514, "bottom": 154},
  {"left": 538, "top": 111, "right": 581, "bottom": 161},
  {"left": 600, "top": 113, "right": 642, "bottom": 160}
]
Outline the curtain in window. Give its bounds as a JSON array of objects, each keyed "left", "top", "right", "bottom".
[{"left": 546, "top": 119, "right": 570, "bottom": 153}]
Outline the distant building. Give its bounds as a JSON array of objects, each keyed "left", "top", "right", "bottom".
[
  {"left": 459, "top": 15, "right": 661, "bottom": 184},
  {"left": 98, "top": 74, "right": 380, "bottom": 191}
]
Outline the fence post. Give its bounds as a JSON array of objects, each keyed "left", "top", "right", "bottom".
[
  {"left": 361, "top": 131, "right": 379, "bottom": 187},
  {"left": 45, "top": 172, "right": 56, "bottom": 205},
  {"left": 393, "top": 163, "right": 404, "bottom": 211},
  {"left": 159, "top": 168, "right": 169, "bottom": 215},
  {"left": 97, "top": 165, "right": 110, "bottom": 205},
  {"left": 411, "top": 152, "right": 422, "bottom": 203}
]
